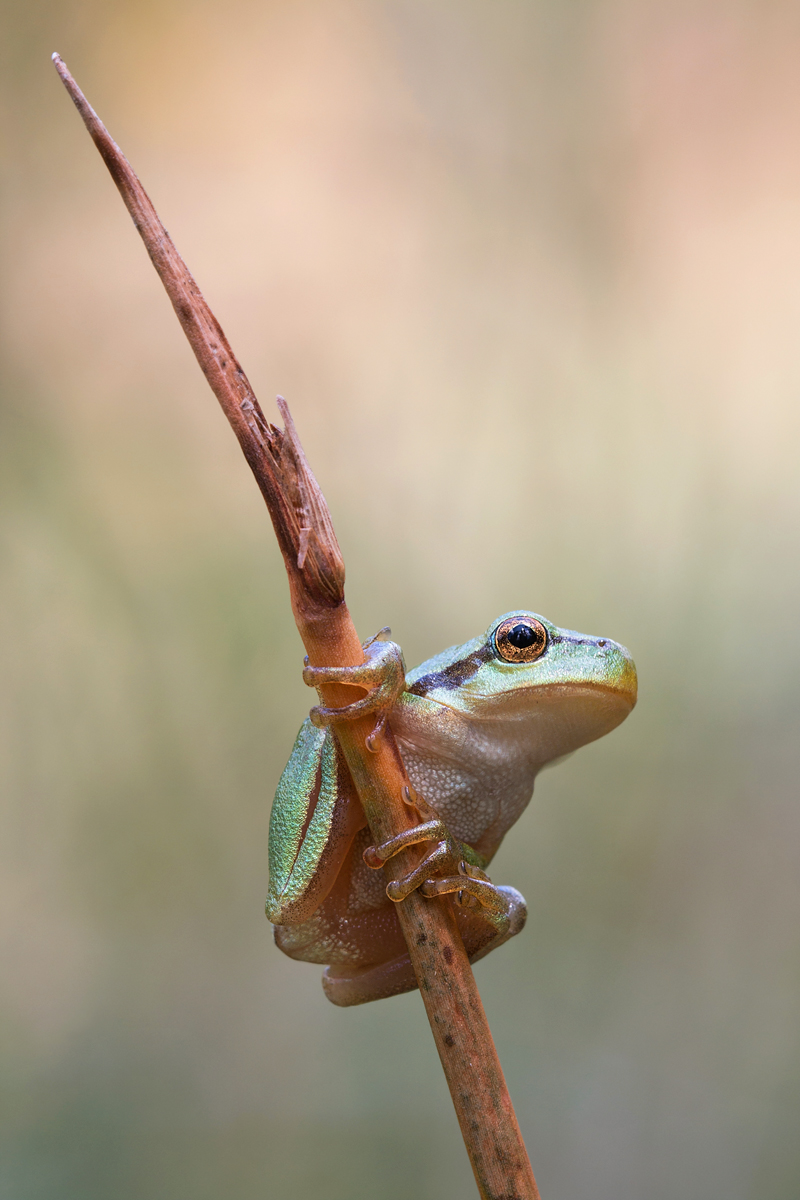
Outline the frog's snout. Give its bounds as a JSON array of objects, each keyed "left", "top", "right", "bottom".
[{"left": 599, "top": 638, "right": 637, "bottom": 711}]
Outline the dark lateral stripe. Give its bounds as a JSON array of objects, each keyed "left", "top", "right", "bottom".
[{"left": 406, "top": 644, "right": 493, "bottom": 696}]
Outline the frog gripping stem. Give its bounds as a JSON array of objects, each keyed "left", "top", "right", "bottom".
[
  {"left": 302, "top": 636, "right": 406, "bottom": 742},
  {"left": 53, "top": 54, "right": 541, "bottom": 1200}
]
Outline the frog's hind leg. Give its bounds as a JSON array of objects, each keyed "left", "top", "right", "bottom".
[
  {"left": 267, "top": 723, "right": 367, "bottom": 925},
  {"left": 320, "top": 882, "right": 527, "bottom": 1007},
  {"left": 322, "top": 954, "right": 419, "bottom": 1006}
]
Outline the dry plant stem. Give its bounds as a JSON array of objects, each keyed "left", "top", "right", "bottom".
[{"left": 53, "top": 54, "right": 540, "bottom": 1200}]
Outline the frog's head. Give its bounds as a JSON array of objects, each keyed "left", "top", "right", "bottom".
[{"left": 405, "top": 610, "right": 637, "bottom": 766}]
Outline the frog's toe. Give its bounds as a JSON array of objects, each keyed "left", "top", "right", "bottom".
[
  {"left": 421, "top": 874, "right": 506, "bottom": 915},
  {"left": 363, "top": 818, "right": 448, "bottom": 869},
  {"left": 385, "top": 840, "right": 457, "bottom": 901},
  {"left": 419, "top": 861, "right": 510, "bottom": 915},
  {"left": 304, "top": 638, "right": 406, "bottom": 737}
]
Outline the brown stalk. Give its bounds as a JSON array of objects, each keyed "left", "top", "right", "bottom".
[{"left": 53, "top": 53, "right": 541, "bottom": 1200}]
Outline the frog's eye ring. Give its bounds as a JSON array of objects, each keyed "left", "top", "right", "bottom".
[{"left": 494, "top": 617, "right": 547, "bottom": 663}]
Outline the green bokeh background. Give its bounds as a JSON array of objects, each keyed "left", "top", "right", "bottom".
[{"left": 2, "top": 3, "right": 800, "bottom": 1197}]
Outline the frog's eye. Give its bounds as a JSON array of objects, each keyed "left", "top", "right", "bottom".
[{"left": 494, "top": 617, "right": 547, "bottom": 663}]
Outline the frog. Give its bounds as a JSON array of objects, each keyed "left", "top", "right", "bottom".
[{"left": 266, "top": 610, "right": 637, "bottom": 1005}]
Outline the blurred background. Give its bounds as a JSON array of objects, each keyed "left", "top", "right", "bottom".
[{"left": 2, "top": 2, "right": 800, "bottom": 1197}]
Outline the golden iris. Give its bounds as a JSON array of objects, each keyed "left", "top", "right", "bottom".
[{"left": 494, "top": 617, "right": 547, "bottom": 663}]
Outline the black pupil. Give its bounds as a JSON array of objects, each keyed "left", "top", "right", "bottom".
[{"left": 507, "top": 623, "right": 538, "bottom": 649}]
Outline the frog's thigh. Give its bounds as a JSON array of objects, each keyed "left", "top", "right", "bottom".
[
  {"left": 268, "top": 725, "right": 367, "bottom": 924},
  {"left": 274, "top": 831, "right": 408, "bottom": 966},
  {"left": 273, "top": 894, "right": 406, "bottom": 967}
]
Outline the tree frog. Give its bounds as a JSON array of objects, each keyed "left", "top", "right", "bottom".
[{"left": 267, "top": 611, "right": 636, "bottom": 1005}]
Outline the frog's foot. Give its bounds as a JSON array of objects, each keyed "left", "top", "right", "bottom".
[
  {"left": 302, "top": 633, "right": 406, "bottom": 745},
  {"left": 462, "top": 882, "right": 528, "bottom": 954},
  {"left": 418, "top": 862, "right": 527, "bottom": 946}
]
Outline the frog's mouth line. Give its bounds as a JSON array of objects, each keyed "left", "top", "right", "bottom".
[{"left": 409, "top": 679, "right": 637, "bottom": 720}]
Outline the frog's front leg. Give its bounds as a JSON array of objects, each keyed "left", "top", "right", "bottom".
[{"left": 302, "top": 633, "right": 406, "bottom": 746}]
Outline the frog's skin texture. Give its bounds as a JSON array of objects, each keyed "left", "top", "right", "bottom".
[{"left": 267, "top": 611, "right": 637, "bottom": 1006}]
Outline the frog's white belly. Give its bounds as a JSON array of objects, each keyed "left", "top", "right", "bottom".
[
  {"left": 400, "top": 747, "right": 534, "bottom": 851},
  {"left": 391, "top": 696, "right": 538, "bottom": 854}
]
